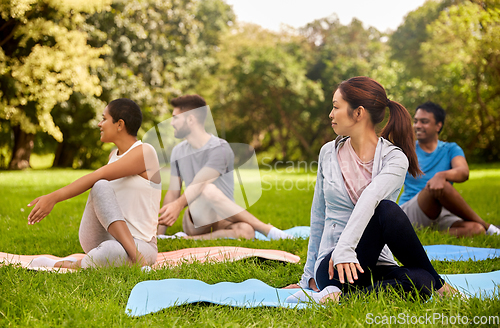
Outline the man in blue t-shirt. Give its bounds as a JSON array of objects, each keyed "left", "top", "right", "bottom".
[{"left": 399, "top": 101, "right": 499, "bottom": 237}]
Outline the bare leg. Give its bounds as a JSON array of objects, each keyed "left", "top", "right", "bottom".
[
  {"left": 448, "top": 221, "right": 486, "bottom": 237},
  {"left": 54, "top": 259, "right": 83, "bottom": 269},
  {"left": 182, "top": 210, "right": 254, "bottom": 239},
  {"left": 186, "top": 222, "right": 255, "bottom": 240},
  {"left": 193, "top": 184, "right": 273, "bottom": 235},
  {"left": 55, "top": 221, "right": 144, "bottom": 268},
  {"left": 437, "top": 283, "right": 458, "bottom": 297},
  {"left": 106, "top": 220, "right": 146, "bottom": 265},
  {"left": 417, "top": 181, "right": 487, "bottom": 236}
]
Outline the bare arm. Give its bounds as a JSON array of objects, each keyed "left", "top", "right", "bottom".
[
  {"left": 28, "top": 145, "right": 153, "bottom": 224},
  {"left": 426, "top": 156, "right": 469, "bottom": 198},
  {"left": 432, "top": 156, "right": 469, "bottom": 183},
  {"left": 158, "top": 167, "right": 220, "bottom": 227}
]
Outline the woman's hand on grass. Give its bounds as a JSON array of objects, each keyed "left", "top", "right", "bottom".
[
  {"left": 27, "top": 194, "right": 57, "bottom": 225},
  {"left": 330, "top": 259, "right": 364, "bottom": 284}
]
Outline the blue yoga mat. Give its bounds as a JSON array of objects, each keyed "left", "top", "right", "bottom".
[
  {"left": 254, "top": 226, "right": 310, "bottom": 241},
  {"left": 444, "top": 270, "right": 500, "bottom": 298},
  {"left": 423, "top": 244, "right": 500, "bottom": 262},
  {"left": 126, "top": 271, "right": 500, "bottom": 316},
  {"left": 126, "top": 278, "right": 308, "bottom": 316},
  {"left": 255, "top": 227, "right": 500, "bottom": 262}
]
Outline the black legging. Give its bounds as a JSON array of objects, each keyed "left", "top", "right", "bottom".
[{"left": 316, "top": 200, "right": 444, "bottom": 299}]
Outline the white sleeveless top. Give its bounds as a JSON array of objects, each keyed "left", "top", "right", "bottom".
[{"left": 108, "top": 140, "right": 161, "bottom": 242}]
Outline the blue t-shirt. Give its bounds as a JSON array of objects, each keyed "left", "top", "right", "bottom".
[{"left": 398, "top": 140, "right": 465, "bottom": 205}]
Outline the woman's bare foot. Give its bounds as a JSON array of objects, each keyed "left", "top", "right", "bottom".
[
  {"left": 54, "top": 259, "right": 82, "bottom": 269},
  {"left": 320, "top": 291, "right": 341, "bottom": 304},
  {"left": 437, "top": 282, "right": 458, "bottom": 297}
]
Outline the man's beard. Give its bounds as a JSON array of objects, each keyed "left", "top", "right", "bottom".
[{"left": 174, "top": 122, "right": 191, "bottom": 139}]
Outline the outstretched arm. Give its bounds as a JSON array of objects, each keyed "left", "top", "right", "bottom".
[{"left": 28, "top": 145, "right": 153, "bottom": 224}]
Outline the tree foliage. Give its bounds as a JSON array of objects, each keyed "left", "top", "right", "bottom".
[
  {"left": 300, "top": 16, "right": 391, "bottom": 151},
  {"left": 2, "top": 0, "right": 500, "bottom": 168},
  {"left": 209, "top": 24, "right": 324, "bottom": 161},
  {"left": 0, "top": 0, "right": 111, "bottom": 169},
  {"left": 45, "top": 0, "right": 234, "bottom": 168},
  {"left": 389, "top": 0, "right": 500, "bottom": 161},
  {"left": 421, "top": 0, "right": 500, "bottom": 160}
]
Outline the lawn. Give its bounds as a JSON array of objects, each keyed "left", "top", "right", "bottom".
[{"left": 0, "top": 166, "right": 499, "bottom": 327}]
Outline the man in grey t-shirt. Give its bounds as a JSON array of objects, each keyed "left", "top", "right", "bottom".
[
  {"left": 157, "top": 94, "right": 291, "bottom": 240},
  {"left": 169, "top": 136, "right": 235, "bottom": 204}
]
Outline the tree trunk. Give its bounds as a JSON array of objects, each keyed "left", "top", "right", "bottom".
[
  {"left": 8, "top": 126, "right": 34, "bottom": 170},
  {"left": 53, "top": 141, "right": 76, "bottom": 168}
]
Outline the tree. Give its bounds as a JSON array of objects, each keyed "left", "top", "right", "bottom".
[
  {"left": 50, "top": 0, "right": 234, "bottom": 168},
  {"left": 0, "top": 0, "right": 110, "bottom": 169},
  {"left": 300, "top": 16, "right": 392, "bottom": 147},
  {"left": 210, "top": 24, "right": 324, "bottom": 161},
  {"left": 389, "top": 0, "right": 458, "bottom": 77},
  {"left": 420, "top": 1, "right": 500, "bottom": 160}
]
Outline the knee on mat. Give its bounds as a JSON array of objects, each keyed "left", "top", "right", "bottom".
[{"left": 231, "top": 222, "right": 255, "bottom": 239}]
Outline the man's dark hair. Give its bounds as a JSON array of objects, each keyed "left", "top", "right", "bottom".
[
  {"left": 416, "top": 101, "right": 446, "bottom": 134},
  {"left": 107, "top": 98, "right": 142, "bottom": 136},
  {"left": 170, "top": 94, "right": 207, "bottom": 124}
]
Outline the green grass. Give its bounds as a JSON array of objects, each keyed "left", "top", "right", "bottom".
[{"left": 1, "top": 166, "right": 500, "bottom": 327}]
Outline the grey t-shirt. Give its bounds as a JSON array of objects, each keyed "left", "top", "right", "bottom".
[{"left": 170, "top": 135, "right": 234, "bottom": 200}]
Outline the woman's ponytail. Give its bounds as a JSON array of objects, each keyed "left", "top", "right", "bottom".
[
  {"left": 382, "top": 100, "right": 422, "bottom": 177},
  {"left": 338, "top": 76, "right": 422, "bottom": 177}
]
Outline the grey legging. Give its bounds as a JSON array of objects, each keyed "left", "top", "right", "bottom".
[{"left": 79, "top": 180, "right": 157, "bottom": 268}]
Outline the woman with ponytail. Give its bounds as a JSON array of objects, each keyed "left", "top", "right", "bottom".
[{"left": 285, "top": 77, "right": 455, "bottom": 303}]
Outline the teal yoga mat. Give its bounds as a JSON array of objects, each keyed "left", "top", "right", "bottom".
[{"left": 126, "top": 271, "right": 500, "bottom": 316}]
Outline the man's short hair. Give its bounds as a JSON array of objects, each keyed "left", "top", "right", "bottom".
[
  {"left": 416, "top": 101, "right": 446, "bottom": 134},
  {"left": 170, "top": 94, "right": 207, "bottom": 124},
  {"left": 107, "top": 98, "right": 142, "bottom": 136}
]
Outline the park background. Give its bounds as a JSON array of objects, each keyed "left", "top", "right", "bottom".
[
  {"left": 1, "top": 1, "right": 500, "bottom": 326},
  {"left": 1, "top": 0, "right": 500, "bottom": 170}
]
